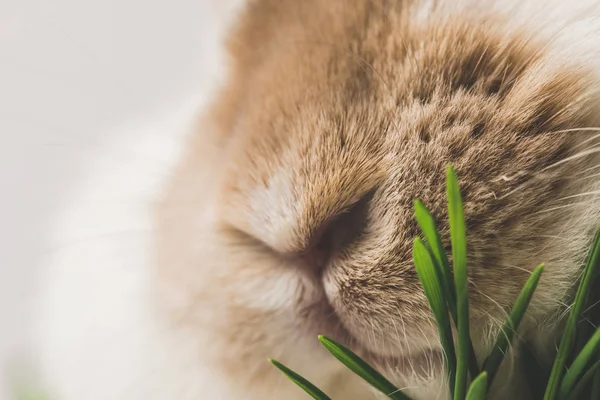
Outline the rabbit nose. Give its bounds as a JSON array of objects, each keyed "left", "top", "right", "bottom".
[
  {"left": 300, "top": 224, "right": 333, "bottom": 271},
  {"left": 299, "top": 190, "right": 373, "bottom": 272}
]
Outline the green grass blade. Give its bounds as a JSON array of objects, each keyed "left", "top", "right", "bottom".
[
  {"left": 466, "top": 372, "right": 488, "bottom": 400},
  {"left": 574, "top": 297, "right": 600, "bottom": 364},
  {"left": 592, "top": 365, "right": 600, "bottom": 399},
  {"left": 269, "top": 359, "right": 332, "bottom": 400},
  {"left": 414, "top": 199, "right": 455, "bottom": 307},
  {"left": 413, "top": 237, "right": 457, "bottom": 397},
  {"left": 317, "top": 335, "right": 411, "bottom": 400},
  {"left": 446, "top": 165, "right": 471, "bottom": 400},
  {"left": 414, "top": 199, "right": 480, "bottom": 379},
  {"left": 559, "top": 328, "right": 600, "bottom": 398},
  {"left": 544, "top": 229, "right": 600, "bottom": 400},
  {"left": 566, "top": 359, "right": 600, "bottom": 400},
  {"left": 483, "top": 264, "right": 545, "bottom": 386}
]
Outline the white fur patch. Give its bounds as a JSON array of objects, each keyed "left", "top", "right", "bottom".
[{"left": 248, "top": 168, "right": 302, "bottom": 252}]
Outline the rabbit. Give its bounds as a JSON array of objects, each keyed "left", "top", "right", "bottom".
[{"left": 30, "top": 0, "right": 600, "bottom": 399}]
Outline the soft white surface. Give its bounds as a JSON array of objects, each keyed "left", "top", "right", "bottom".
[{"left": 0, "top": 1, "right": 235, "bottom": 398}]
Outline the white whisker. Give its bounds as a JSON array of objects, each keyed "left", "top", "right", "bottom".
[
  {"left": 554, "top": 190, "right": 600, "bottom": 202},
  {"left": 541, "top": 146, "right": 600, "bottom": 172}
]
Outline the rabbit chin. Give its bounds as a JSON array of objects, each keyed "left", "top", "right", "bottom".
[
  {"left": 266, "top": 253, "right": 444, "bottom": 362},
  {"left": 244, "top": 254, "right": 444, "bottom": 381},
  {"left": 312, "top": 274, "right": 444, "bottom": 378}
]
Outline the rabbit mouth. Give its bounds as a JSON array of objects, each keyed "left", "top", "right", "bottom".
[
  {"left": 288, "top": 262, "right": 443, "bottom": 378},
  {"left": 300, "top": 278, "right": 444, "bottom": 378},
  {"left": 311, "top": 301, "right": 444, "bottom": 378},
  {"left": 331, "top": 319, "right": 443, "bottom": 378}
]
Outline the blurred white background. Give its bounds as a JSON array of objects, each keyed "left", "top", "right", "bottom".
[{"left": 0, "top": 1, "right": 236, "bottom": 397}]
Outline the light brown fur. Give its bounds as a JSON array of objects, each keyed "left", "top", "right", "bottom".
[{"left": 157, "top": 1, "right": 600, "bottom": 398}]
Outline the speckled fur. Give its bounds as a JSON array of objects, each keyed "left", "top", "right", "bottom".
[{"left": 34, "top": 1, "right": 600, "bottom": 399}]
